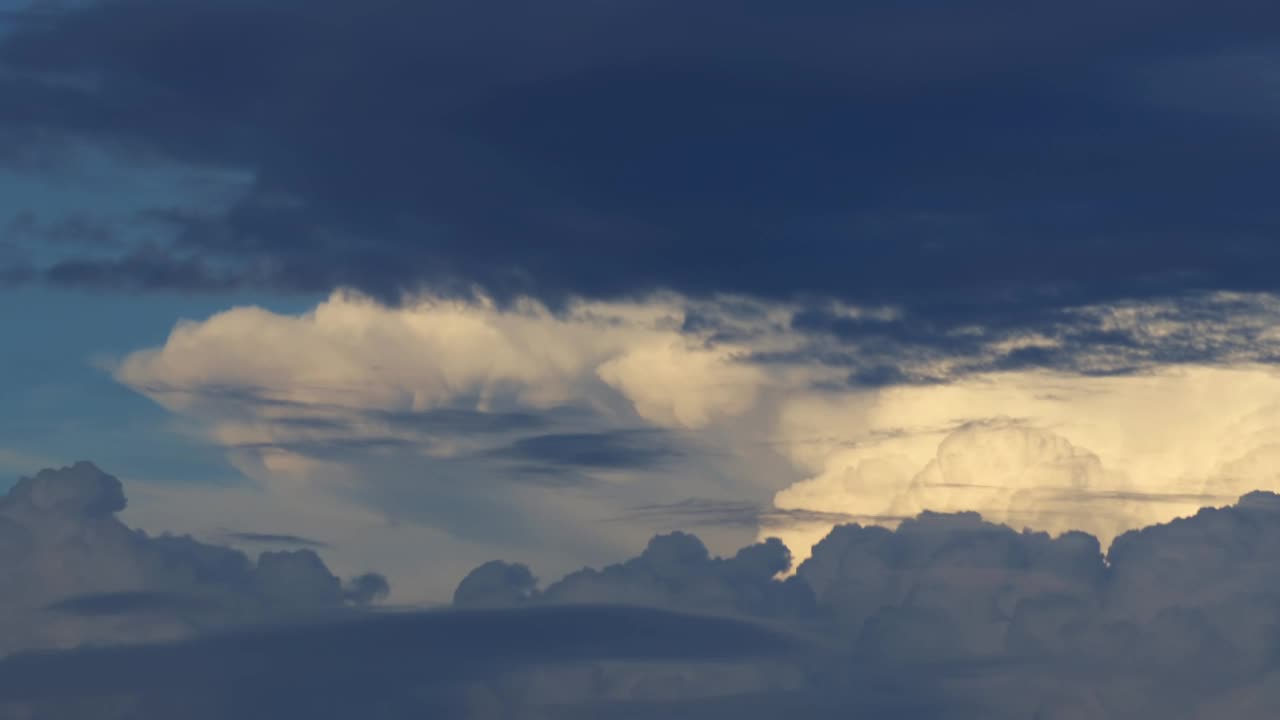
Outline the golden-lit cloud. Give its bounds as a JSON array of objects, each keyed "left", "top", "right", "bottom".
[
  {"left": 111, "top": 289, "right": 1280, "bottom": 598},
  {"left": 116, "top": 290, "right": 767, "bottom": 429},
  {"left": 768, "top": 365, "right": 1280, "bottom": 562}
]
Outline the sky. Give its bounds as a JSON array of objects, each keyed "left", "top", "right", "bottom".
[{"left": 4, "top": 0, "right": 1280, "bottom": 717}]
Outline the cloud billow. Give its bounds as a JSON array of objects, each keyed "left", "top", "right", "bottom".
[{"left": 456, "top": 532, "right": 816, "bottom": 621}]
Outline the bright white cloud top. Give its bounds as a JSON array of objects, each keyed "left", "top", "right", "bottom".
[{"left": 111, "top": 290, "right": 1280, "bottom": 601}]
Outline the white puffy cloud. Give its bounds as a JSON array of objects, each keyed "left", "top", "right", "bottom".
[{"left": 115, "top": 290, "right": 766, "bottom": 430}]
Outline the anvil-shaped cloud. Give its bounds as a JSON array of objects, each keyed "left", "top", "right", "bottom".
[{"left": 106, "top": 290, "right": 1280, "bottom": 601}]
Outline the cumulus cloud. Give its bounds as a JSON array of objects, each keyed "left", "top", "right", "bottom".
[
  {"left": 437, "top": 492, "right": 1280, "bottom": 718},
  {"left": 774, "top": 423, "right": 1125, "bottom": 548},
  {"left": 456, "top": 533, "right": 815, "bottom": 621},
  {"left": 9, "top": 469, "right": 1280, "bottom": 717},
  {"left": 0, "top": 461, "right": 387, "bottom": 658},
  {"left": 453, "top": 560, "right": 540, "bottom": 609},
  {"left": 768, "top": 364, "right": 1280, "bottom": 564}
]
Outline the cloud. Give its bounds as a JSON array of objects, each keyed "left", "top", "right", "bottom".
[
  {"left": 117, "top": 471, "right": 538, "bottom": 608},
  {"left": 3, "top": 0, "right": 1280, "bottom": 325},
  {"left": 452, "top": 561, "right": 539, "bottom": 609},
  {"left": 767, "top": 363, "right": 1280, "bottom": 564},
  {"left": 4, "top": 210, "right": 119, "bottom": 249},
  {"left": 341, "top": 572, "right": 391, "bottom": 606},
  {"left": 220, "top": 531, "right": 328, "bottom": 548},
  {"left": 436, "top": 491, "right": 1280, "bottom": 718},
  {"left": 11, "top": 2, "right": 1280, "bottom": 714},
  {"left": 0, "top": 461, "right": 387, "bottom": 658},
  {"left": 456, "top": 532, "right": 816, "bottom": 621},
  {"left": 11, "top": 463, "right": 1280, "bottom": 717},
  {"left": 798, "top": 511, "right": 1108, "bottom": 655},
  {"left": 486, "top": 430, "right": 683, "bottom": 473},
  {"left": 616, "top": 498, "right": 892, "bottom": 530},
  {"left": 114, "top": 290, "right": 765, "bottom": 431},
  {"left": 596, "top": 341, "right": 764, "bottom": 428},
  {"left": 106, "top": 290, "right": 793, "bottom": 602},
  {"left": 102, "top": 289, "right": 1280, "bottom": 603}
]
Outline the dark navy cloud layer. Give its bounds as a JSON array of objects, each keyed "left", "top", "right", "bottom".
[{"left": 2, "top": 0, "right": 1278, "bottom": 326}]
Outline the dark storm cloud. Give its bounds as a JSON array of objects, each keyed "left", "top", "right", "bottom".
[
  {"left": 2, "top": 0, "right": 1280, "bottom": 323},
  {"left": 768, "top": 291, "right": 1280, "bottom": 382},
  {"left": 43, "top": 245, "right": 246, "bottom": 293}
]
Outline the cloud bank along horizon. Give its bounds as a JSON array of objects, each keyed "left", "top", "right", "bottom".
[
  {"left": 10, "top": 457, "right": 1280, "bottom": 717},
  {"left": 103, "top": 287, "right": 1280, "bottom": 601}
]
